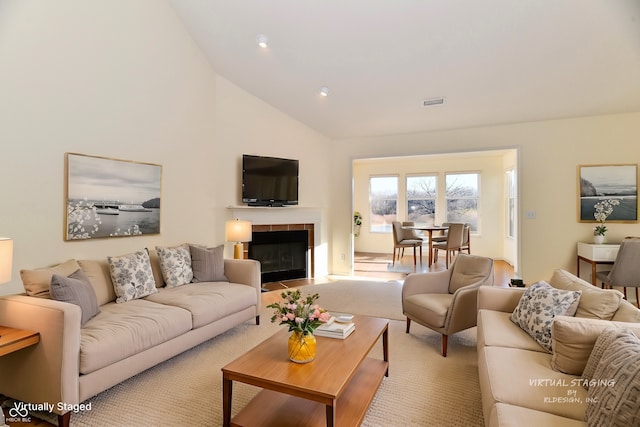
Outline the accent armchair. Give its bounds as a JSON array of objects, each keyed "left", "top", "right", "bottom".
[{"left": 402, "top": 254, "right": 494, "bottom": 356}]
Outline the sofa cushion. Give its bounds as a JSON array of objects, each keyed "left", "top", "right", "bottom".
[
  {"left": 77, "top": 259, "right": 116, "bottom": 306},
  {"left": 585, "top": 328, "right": 640, "bottom": 425},
  {"left": 551, "top": 316, "right": 640, "bottom": 376},
  {"left": 20, "top": 259, "right": 81, "bottom": 299},
  {"left": 144, "top": 282, "right": 257, "bottom": 328},
  {"left": 189, "top": 244, "right": 228, "bottom": 283},
  {"left": 403, "top": 293, "right": 454, "bottom": 328},
  {"left": 510, "top": 281, "right": 581, "bottom": 352},
  {"left": 107, "top": 250, "right": 158, "bottom": 303},
  {"left": 156, "top": 244, "right": 193, "bottom": 287},
  {"left": 478, "top": 309, "right": 547, "bottom": 352},
  {"left": 611, "top": 299, "right": 640, "bottom": 323},
  {"left": 550, "top": 269, "right": 623, "bottom": 320},
  {"left": 479, "top": 346, "right": 587, "bottom": 421},
  {"left": 50, "top": 269, "right": 100, "bottom": 326},
  {"left": 79, "top": 299, "right": 192, "bottom": 375}
]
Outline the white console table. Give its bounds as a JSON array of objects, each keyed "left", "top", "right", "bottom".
[{"left": 576, "top": 242, "right": 620, "bottom": 286}]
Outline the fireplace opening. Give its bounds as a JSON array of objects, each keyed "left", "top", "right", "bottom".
[{"left": 249, "top": 230, "right": 308, "bottom": 283}]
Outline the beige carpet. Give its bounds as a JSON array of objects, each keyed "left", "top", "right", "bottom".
[{"left": 30, "top": 281, "right": 483, "bottom": 426}]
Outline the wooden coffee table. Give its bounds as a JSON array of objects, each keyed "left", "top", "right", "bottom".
[{"left": 222, "top": 315, "right": 389, "bottom": 427}]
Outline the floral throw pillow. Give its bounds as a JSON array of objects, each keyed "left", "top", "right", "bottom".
[
  {"left": 156, "top": 244, "right": 193, "bottom": 287},
  {"left": 107, "top": 250, "right": 158, "bottom": 303},
  {"left": 510, "top": 281, "right": 582, "bottom": 352}
]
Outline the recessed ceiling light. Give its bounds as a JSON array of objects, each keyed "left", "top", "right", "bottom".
[
  {"left": 256, "top": 34, "right": 269, "bottom": 48},
  {"left": 319, "top": 86, "right": 330, "bottom": 97}
]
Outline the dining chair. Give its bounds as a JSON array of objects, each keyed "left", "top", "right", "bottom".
[
  {"left": 459, "top": 223, "right": 471, "bottom": 254},
  {"left": 402, "top": 254, "right": 494, "bottom": 356},
  {"left": 432, "top": 223, "right": 465, "bottom": 268},
  {"left": 430, "top": 222, "right": 452, "bottom": 244},
  {"left": 596, "top": 237, "right": 640, "bottom": 306},
  {"left": 392, "top": 221, "right": 422, "bottom": 267}
]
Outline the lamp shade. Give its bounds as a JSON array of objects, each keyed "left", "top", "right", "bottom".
[
  {"left": 225, "top": 219, "right": 252, "bottom": 243},
  {"left": 0, "top": 238, "right": 13, "bottom": 284}
]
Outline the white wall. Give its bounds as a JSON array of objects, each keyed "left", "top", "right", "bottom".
[
  {"left": 0, "top": 1, "right": 331, "bottom": 295},
  {"left": 329, "top": 113, "right": 640, "bottom": 283}
]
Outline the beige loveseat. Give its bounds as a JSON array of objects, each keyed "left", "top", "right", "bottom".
[
  {"left": 0, "top": 246, "right": 261, "bottom": 427},
  {"left": 477, "top": 269, "right": 640, "bottom": 426}
]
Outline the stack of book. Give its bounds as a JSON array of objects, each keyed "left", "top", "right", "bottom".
[{"left": 314, "top": 317, "right": 355, "bottom": 339}]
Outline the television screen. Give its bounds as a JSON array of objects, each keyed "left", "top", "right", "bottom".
[{"left": 242, "top": 155, "right": 299, "bottom": 206}]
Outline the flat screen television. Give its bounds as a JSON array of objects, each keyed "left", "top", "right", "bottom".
[{"left": 242, "top": 154, "right": 299, "bottom": 206}]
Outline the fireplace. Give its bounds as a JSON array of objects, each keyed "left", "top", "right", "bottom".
[{"left": 249, "top": 229, "right": 309, "bottom": 283}]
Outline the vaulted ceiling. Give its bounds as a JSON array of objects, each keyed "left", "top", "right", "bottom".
[{"left": 170, "top": 0, "right": 640, "bottom": 139}]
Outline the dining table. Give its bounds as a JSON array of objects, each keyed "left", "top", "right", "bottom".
[{"left": 402, "top": 225, "right": 449, "bottom": 267}]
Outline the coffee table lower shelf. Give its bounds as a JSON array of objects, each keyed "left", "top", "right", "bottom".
[{"left": 231, "top": 358, "right": 388, "bottom": 427}]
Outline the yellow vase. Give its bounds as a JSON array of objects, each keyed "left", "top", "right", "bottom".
[{"left": 288, "top": 331, "right": 316, "bottom": 363}]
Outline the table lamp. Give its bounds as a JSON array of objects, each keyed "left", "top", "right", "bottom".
[
  {"left": 0, "top": 237, "right": 13, "bottom": 338},
  {"left": 226, "top": 219, "right": 252, "bottom": 259}
]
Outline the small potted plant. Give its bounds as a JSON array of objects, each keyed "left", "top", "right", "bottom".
[{"left": 353, "top": 211, "right": 363, "bottom": 237}]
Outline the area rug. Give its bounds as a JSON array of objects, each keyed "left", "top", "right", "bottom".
[{"left": 26, "top": 283, "right": 484, "bottom": 427}]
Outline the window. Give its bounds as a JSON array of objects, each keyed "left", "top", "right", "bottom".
[
  {"left": 369, "top": 176, "right": 398, "bottom": 232},
  {"left": 445, "top": 172, "right": 479, "bottom": 231},
  {"left": 506, "top": 169, "right": 516, "bottom": 238},
  {"left": 407, "top": 175, "right": 437, "bottom": 225}
]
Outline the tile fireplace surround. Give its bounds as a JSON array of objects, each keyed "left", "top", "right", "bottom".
[{"left": 226, "top": 206, "right": 322, "bottom": 280}]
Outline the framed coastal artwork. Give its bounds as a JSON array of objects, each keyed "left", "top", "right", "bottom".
[
  {"left": 64, "top": 153, "right": 162, "bottom": 240},
  {"left": 578, "top": 164, "right": 638, "bottom": 222}
]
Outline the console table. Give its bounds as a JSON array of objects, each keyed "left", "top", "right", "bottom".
[{"left": 576, "top": 242, "right": 620, "bottom": 286}]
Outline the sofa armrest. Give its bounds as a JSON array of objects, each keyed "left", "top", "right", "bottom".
[
  {"left": 224, "top": 259, "right": 261, "bottom": 288},
  {"left": 477, "top": 286, "right": 525, "bottom": 313},
  {"left": 0, "top": 295, "right": 81, "bottom": 413}
]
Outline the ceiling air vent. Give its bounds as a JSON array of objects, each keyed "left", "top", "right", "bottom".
[{"left": 422, "top": 97, "right": 445, "bottom": 107}]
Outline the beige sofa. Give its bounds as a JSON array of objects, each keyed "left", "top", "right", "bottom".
[
  {"left": 477, "top": 269, "right": 640, "bottom": 427},
  {"left": 0, "top": 249, "right": 261, "bottom": 427}
]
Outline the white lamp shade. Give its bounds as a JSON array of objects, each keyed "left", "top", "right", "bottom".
[
  {"left": 0, "top": 238, "right": 13, "bottom": 284},
  {"left": 225, "top": 220, "right": 252, "bottom": 243}
]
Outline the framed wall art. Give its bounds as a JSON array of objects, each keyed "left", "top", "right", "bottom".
[
  {"left": 578, "top": 164, "right": 638, "bottom": 222},
  {"left": 65, "top": 153, "right": 162, "bottom": 240}
]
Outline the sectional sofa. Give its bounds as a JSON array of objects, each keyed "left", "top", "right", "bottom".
[
  {"left": 477, "top": 269, "right": 640, "bottom": 426},
  {"left": 0, "top": 244, "right": 261, "bottom": 427}
]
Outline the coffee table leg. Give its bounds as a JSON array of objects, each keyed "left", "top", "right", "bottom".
[
  {"left": 383, "top": 326, "right": 389, "bottom": 377},
  {"left": 223, "top": 376, "right": 232, "bottom": 427},
  {"left": 326, "top": 403, "right": 335, "bottom": 427}
]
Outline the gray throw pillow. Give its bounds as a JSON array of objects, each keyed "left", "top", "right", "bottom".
[
  {"left": 189, "top": 244, "right": 228, "bottom": 283},
  {"left": 50, "top": 269, "right": 100, "bottom": 326},
  {"left": 510, "top": 281, "right": 582, "bottom": 352},
  {"left": 585, "top": 328, "right": 640, "bottom": 426}
]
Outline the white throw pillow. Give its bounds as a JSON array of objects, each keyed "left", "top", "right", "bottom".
[
  {"left": 156, "top": 244, "right": 193, "bottom": 287},
  {"left": 510, "top": 281, "right": 582, "bottom": 352},
  {"left": 107, "top": 250, "right": 158, "bottom": 303}
]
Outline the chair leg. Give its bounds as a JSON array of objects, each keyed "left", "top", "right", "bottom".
[
  {"left": 441, "top": 334, "right": 448, "bottom": 357},
  {"left": 636, "top": 288, "right": 639, "bottom": 308},
  {"left": 624, "top": 287, "right": 628, "bottom": 300},
  {"left": 406, "top": 317, "right": 411, "bottom": 333},
  {"left": 392, "top": 248, "right": 396, "bottom": 266},
  {"left": 413, "top": 246, "right": 416, "bottom": 266}
]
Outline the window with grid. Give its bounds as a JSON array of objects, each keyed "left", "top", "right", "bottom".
[
  {"left": 445, "top": 172, "right": 479, "bottom": 232},
  {"left": 369, "top": 175, "right": 398, "bottom": 233},
  {"left": 406, "top": 175, "right": 437, "bottom": 226}
]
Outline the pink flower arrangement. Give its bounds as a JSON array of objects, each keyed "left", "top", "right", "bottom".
[{"left": 267, "top": 289, "right": 331, "bottom": 335}]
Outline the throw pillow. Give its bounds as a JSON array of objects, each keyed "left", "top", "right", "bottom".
[
  {"left": 107, "top": 250, "right": 157, "bottom": 303},
  {"left": 50, "top": 269, "right": 100, "bottom": 326},
  {"left": 156, "top": 244, "right": 193, "bottom": 287},
  {"left": 189, "top": 244, "right": 228, "bottom": 283},
  {"left": 20, "top": 259, "right": 81, "bottom": 298},
  {"left": 510, "top": 281, "right": 582, "bottom": 352},
  {"left": 585, "top": 328, "right": 640, "bottom": 426},
  {"left": 551, "top": 315, "right": 640, "bottom": 376},
  {"left": 550, "top": 269, "right": 623, "bottom": 320}
]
